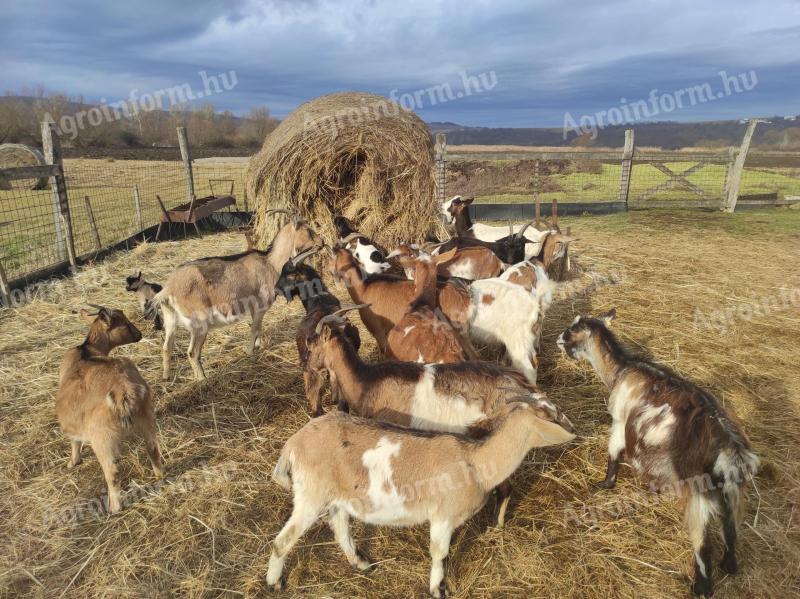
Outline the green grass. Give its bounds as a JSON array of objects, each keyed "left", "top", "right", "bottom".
[{"left": 475, "top": 162, "right": 800, "bottom": 204}]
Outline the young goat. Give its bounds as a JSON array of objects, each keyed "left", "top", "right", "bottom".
[
  {"left": 390, "top": 242, "right": 504, "bottom": 281},
  {"left": 154, "top": 211, "right": 321, "bottom": 380},
  {"left": 557, "top": 309, "right": 759, "bottom": 597},
  {"left": 275, "top": 249, "right": 362, "bottom": 416},
  {"left": 385, "top": 247, "right": 473, "bottom": 363},
  {"left": 56, "top": 306, "right": 164, "bottom": 514},
  {"left": 267, "top": 398, "right": 575, "bottom": 597},
  {"left": 125, "top": 271, "right": 163, "bottom": 330}
]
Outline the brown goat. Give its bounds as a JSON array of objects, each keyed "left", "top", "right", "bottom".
[
  {"left": 386, "top": 248, "right": 471, "bottom": 363},
  {"left": 330, "top": 247, "right": 473, "bottom": 356},
  {"left": 275, "top": 249, "right": 361, "bottom": 416},
  {"left": 558, "top": 309, "right": 759, "bottom": 596},
  {"left": 56, "top": 306, "right": 164, "bottom": 514},
  {"left": 391, "top": 243, "right": 504, "bottom": 281}
]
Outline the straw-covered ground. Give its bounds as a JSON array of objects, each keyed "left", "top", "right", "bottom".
[{"left": 1, "top": 209, "right": 798, "bottom": 598}]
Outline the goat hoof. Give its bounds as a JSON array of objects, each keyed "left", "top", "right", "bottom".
[
  {"left": 430, "top": 580, "right": 450, "bottom": 598},
  {"left": 592, "top": 479, "right": 615, "bottom": 490},
  {"left": 692, "top": 577, "right": 713, "bottom": 597},
  {"left": 268, "top": 579, "right": 284, "bottom": 592},
  {"left": 720, "top": 553, "right": 738, "bottom": 575},
  {"left": 67, "top": 459, "right": 82, "bottom": 470},
  {"left": 354, "top": 551, "right": 372, "bottom": 571}
]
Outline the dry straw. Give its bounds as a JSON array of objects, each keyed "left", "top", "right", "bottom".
[
  {"left": 0, "top": 210, "right": 798, "bottom": 598},
  {"left": 246, "top": 92, "right": 441, "bottom": 248},
  {"left": 0, "top": 143, "right": 48, "bottom": 190}
]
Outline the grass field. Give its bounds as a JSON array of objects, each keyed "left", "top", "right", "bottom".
[{"left": 1, "top": 209, "right": 798, "bottom": 598}]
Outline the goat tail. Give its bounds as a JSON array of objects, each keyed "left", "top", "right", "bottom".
[
  {"left": 272, "top": 447, "right": 293, "bottom": 491},
  {"left": 106, "top": 382, "right": 147, "bottom": 428},
  {"left": 533, "top": 265, "right": 557, "bottom": 312},
  {"left": 717, "top": 446, "right": 760, "bottom": 520}
]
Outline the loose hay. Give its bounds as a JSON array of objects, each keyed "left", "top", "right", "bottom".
[
  {"left": 1, "top": 210, "right": 799, "bottom": 598},
  {"left": 246, "top": 92, "right": 440, "bottom": 248}
]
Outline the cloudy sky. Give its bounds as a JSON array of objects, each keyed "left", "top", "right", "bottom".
[{"left": 3, "top": 0, "right": 799, "bottom": 126}]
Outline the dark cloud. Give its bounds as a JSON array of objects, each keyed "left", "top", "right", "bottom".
[{"left": 4, "top": 0, "right": 800, "bottom": 126}]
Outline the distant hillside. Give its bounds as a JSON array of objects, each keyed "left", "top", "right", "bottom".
[{"left": 427, "top": 117, "right": 800, "bottom": 150}]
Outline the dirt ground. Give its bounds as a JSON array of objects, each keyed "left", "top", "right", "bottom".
[{"left": 1, "top": 209, "right": 798, "bottom": 598}]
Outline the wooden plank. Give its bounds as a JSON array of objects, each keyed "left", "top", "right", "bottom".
[
  {"left": 176, "top": 126, "right": 195, "bottom": 204},
  {"left": 0, "top": 164, "right": 61, "bottom": 181},
  {"left": 41, "top": 122, "right": 77, "bottom": 270},
  {"left": 448, "top": 149, "right": 730, "bottom": 163},
  {"left": 133, "top": 184, "right": 143, "bottom": 232},
  {"left": 617, "top": 129, "right": 635, "bottom": 205},
  {"left": 84, "top": 196, "right": 102, "bottom": 250},
  {"left": 470, "top": 201, "right": 627, "bottom": 221},
  {"left": 724, "top": 119, "right": 766, "bottom": 212},
  {"left": 435, "top": 133, "right": 447, "bottom": 205},
  {"left": 0, "top": 261, "right": 11, "bottom": 308}
]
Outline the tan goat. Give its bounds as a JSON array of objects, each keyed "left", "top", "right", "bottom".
[
  {"left": 154, "top": 211, "right": 321, "bottom": 380},
  {"left": 56, "top": 306, "right": 163, "bottom": 514},
  {"left": 266, "top": 398, "right": 575, "bottom": 597}
]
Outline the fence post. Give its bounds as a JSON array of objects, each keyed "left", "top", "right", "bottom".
[
  {"left": 84, "top": 196, "right": 101, "bottom": 251},
  {"left": 176, "top": 126, "right": 195, "bottom": 205},
  {"left": 41, "top": 122, "right": 77, "bottom": 270},
  {"left": 133, "top": 184, "right": 143, "bottom": 232},
  {"left": 617, "top": 129, "right": 635, "bottom": 207},
  {"left": 0, "top": 261, "right": 11, "bottom": 307},
  {"left": 724, "top": 119, "right": 766, "bottom": 212},
  {"left": 435, "top": 133, "right": 447, "bottom": 206}
]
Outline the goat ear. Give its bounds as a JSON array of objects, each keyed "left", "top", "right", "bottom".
[
  {"left": 433, "top": 246, "right": 459, "bottom": 265},
  {"left": 321, "top": 325, "right": 333, "bottom": 343},
  {"left": 99, "top": 308, "right": 114, "bottom": 327},
  {"left": 463, "top": 197, "right": 474, "bottom": 206},
  {"left": 598, "top": 308, "right": 616, "bottom": 325},
  {"left": 529, "top": 417, "right": 576, "bottom": 447}
]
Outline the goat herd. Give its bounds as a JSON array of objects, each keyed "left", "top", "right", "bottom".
[{"left": 54, "top": 196, "right": 759, "bottom": 597}]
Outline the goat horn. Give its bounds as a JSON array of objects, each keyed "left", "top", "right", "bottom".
[
  {"left": 340, "top": 232, "right": 363, "bottom": 244},
  {"left": 315, "top": 303, "right": 370, "bottom": 334},
  {"left": 515, "top": 221, "right": 534, "bottom": 239},
  {"left": 291, "top": 246, "right": 321, "bottom": 266},
  {"left": 264, "top": 208, "right": 291, "bottom": 217}
]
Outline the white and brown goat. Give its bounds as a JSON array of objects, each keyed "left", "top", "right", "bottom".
[
  {"left": 558, "top": 309, "right": 759, "bottom": 597},
  {"left": 153, "top": 211, "right": 321, "bottom": 380},
  {"left": 386, "top": 247, "right": 474, "bottom": 363},
  {"left": 125, "top": 271, "right": 163, "bottom": 330},
  {"left": 267, "top": 398, "right": 575, "bottom": 597},
  {"left": 56, "top": 306, "right": 164, "bottom": 514}
]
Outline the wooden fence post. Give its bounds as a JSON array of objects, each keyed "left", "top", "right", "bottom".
[
  {"left": 0, "top": 261, "right": 11, "bottom": 308},
  {"left": 724, "top": 119, "right": 766, "bottom": 212},
  {"left": 41, "top": 122, "right": 77, "bottom": 270},
  {"left": 176, "top": 126, "right": 195, "bottom": 205},
  {"left": 435, "top": 133, "right": 447, "bottom": 206},
  {"left": 133, "top": 184, "right": 143, "bottom": 232},
  {"left": 84, "top": 196, "right": 101, "bottom": 251},
  {"left": 617, "top": 129, "right": 635, "bottom": 207}
]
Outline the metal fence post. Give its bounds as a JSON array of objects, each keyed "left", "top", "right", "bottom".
[
  {"left": 133, "top": 184, "right": 143, "bottom": 232},
  {"left": 41, "top": 122, "right": 77, "bottom": 270},
  {"left": 176, "top": 126, "right": 195, "bottom": 205},
  {"left": 435, "top": 133, "right": 447, "bottom": 206},
  {"left": 724, "top": 119, "right": 766, "bottom": 212},
  {"left": 618, "top": 129, "right": 635, "bottom": 207}
]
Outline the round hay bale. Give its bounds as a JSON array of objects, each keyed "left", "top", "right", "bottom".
[
  {"left": 0, "top": 144, "right": 48, "bottom": 190},
  {"left": 246, "top": 92, "right": 440, "bottom": 247}
]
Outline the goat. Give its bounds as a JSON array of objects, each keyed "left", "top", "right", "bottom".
[
  {"left": 330, "top": 247, "right": 474, "bottom": 357},
  {"left": 333, "top": 216, "right": 390, "bottom": 274},
  {"left": 333, "top": 248, "right": 556, "bottom": 383},
  {"left": 125, "top": 271, "right": 163, "bottom": 330},
  {"left": 390, "top": 242, "right": 504, "bottom": 281},
  {"left": 56, "top": 306, "right": 164, "bottom": 514},
  {"left": 153, "top": 211, "right": 321, "bottom": 380},
  {"left": 436, "top": 218, "right": 532, "bottom": 265},
  {"left": 557, "top": 309, "right": 759, "bottom": 597},
  {"left": 385, "top": 247, "right": 472, "bottom": 363},
  {"left": 275, "top": 249, "right": 361, "bottom": 416},
  {"left": 446, "top": 196, "right": 575, "bottom": 267},
  {"left": 266, "top": 397, "right": 575, "bottom": 596}
]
